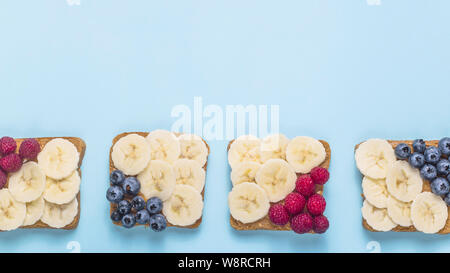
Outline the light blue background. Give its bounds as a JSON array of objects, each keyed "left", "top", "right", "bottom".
[{"left": 0, "top": 0, "right": 449, "bottom": 253}]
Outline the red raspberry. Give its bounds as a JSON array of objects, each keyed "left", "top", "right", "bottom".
[
  {"left": 313, "top": 215, "right": 329, "bottom": 234},
  {"left": 284, "top": 192, "right": 306, "bottom": 215},
  {"left": 0, "top": 153, "right": 22, "bottom": 173},
  {"left": 295, "top": 175, "right": 315, "bottom": 197},
  {"left": 269, "top": 204, "right": 290, "bottom": 225},
  {"left": 19, "top": 138, "right": 41, "bottom": 160},
  {"left": 290, "top": 213, "right": 313, "bottom": 234},
  {"left": 0, "top": 137, "right": 17, "bottom": 156},
  {"left": 307, "top": 194, "right": 326, "bottom": 216},
  {"left": 0, "top": 169, "right": 6, "bottom": 189},
  {"left": 310, "top": 167, "right": 329, "bottom": 185}
]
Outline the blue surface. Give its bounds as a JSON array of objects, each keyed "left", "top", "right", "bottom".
[{"left": 0, "top": 0, "right": 450, "bottom": 253}]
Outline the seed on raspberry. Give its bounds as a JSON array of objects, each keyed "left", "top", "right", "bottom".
[
  {"left": 269, "top": 204, "right": 290, "bottom": 226},
  {"left": 307, "top": 193, "right": 326, "bottom": 216},
  {"left": 0, "top": 136, "right": 17, "bottom": 156},
  {"left": 0, "top": 153, "right": 23, "bottom": 173},
  {"left": 290, "top": 213, "right": 313, "bottom": 234},
  {"left": 313, "top": 215, "right": 329, "bottom": 234},
  {"left": 284, "top": 192, "right": 306, "bottom": 215},
  {"left": 19, "top": 138, "right": 41, "bottom": 160},
  {"left": 295, "top": 175, "right": 315, "bottom": 197},
  {"left": 310, "top": 167, "right": 329, "bottom": 185}
]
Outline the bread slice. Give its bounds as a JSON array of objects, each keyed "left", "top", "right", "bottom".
[
  {"left": 227, "top": 139, "right": 331, "bottom": 232},
  {"left": 109, "top": 132, "right": 210, "bottom": 229},
  {"left": 3, "top": 137, "right": 86, "bottom": 230},
  {"left": 356, "top": 140, "right": 450, "bottom": 234}
]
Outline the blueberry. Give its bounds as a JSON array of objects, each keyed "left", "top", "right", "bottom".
[
  {"left": 135, "top": 209, "right": 150, "bottom": 225},
  {"left": 110, "top": 170, "right": 125, "bottom": 186},
  {"left": 149, "top": 214, "right": 167, "bottom": 232},
  {"left": 395, "top": 143, "right": 411, "bottom": 160},
  {"left": 122, "top": 177, "right": 141, "bottom": 196},
  {"left": 431, "top": 177, "right": 450, "bottom": 196},
  {"left": 106, "top": 186, "right": 124, "bottom": 203},
  {"left": 131, "top": 196, "right": 146, "bottom": 211},
  {"left": 420, "top": 164, "right": 437, "bottom": 181},
  {"left": 424, "top": 146, "right": 441, "bottom": 165},
  {"left": 147, "top": 197, "right": 163, "bottom": 214},
  {"left": 121, "top": 213, "right": 136, "bottom": 228},
  {"left": 409, "top": 153, "right": 425, "bottom": 169},
  {"left": 118, "top": 200, "right": 131, "bottom": 215},
  {"left": 110, "top": 210, "right": 123, "bottom": 222},
  {"left": 444, "top": 193, "right": 450, "bottom": 206},
  {"left": 439, "top": 137, "right": 450, "bottom": 156},
  {"left": 437, "top": 159, "right": 450, "bottom": 176},
  {"left": 412, "top": 139, "right": 426, "bottom": 154}
]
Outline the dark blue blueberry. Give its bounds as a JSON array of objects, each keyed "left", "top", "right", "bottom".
[
  {"left": 412, "top": 139, "right": 426, "bottom": 154},
  {"left": 409, "top": 153, "right": 425, "bottom": 169},
  {"left": 122, "top": 177, "right": 141, "bottom": 196},
  {"left": 110, "top": 170, "right": 125, "bottom": 186},
  {"left": 444, "top": 193, "right": 450, "bottom": 206},
  {"left": 420, "top": 164, "right": 437, "bottom": 181},
  {"left": 110, "top": 209, "right": 123, "bottom": 222},
  {"left": 438, "top": 137, "right": 450, "bottom": 156},
  {"left": 395, "top": 143, "right": 411, "bottom": 160},
  {"left": 135, "top": 209, "right": 151, "bottom": 225},
  {"left": 131, "top": 196, "right": 146, "bottom": 211},
  {"left": 149, "top": 214, "right": 167, "bottom": 232},
  {"left": 106, "top": 185, "right": 124, "bottom": 203},
  {"left": 118, "top": 200, "right": 131, "bottom": 215},
  {"left": 431, "top": 177, "right": 450, "bottom": 196},
  {"left": 424, "top": 146, "right": 441, "bottom": 165},
  {"left": 121, "top": 213, "right": 136, "bottom": 228},
  {"left": 437, "top": 159, "right": 450, "bottom": 176},
  {"left": 147, "top": 197, "right": 163, "bottom": 214}
]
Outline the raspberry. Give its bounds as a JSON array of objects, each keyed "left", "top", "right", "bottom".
[
  {"left": 0, "top": 170, "right": 6, "bottom": 189},
  {"left": 0, "top": 137, "right": 17, "bottom": 156},
  {"left": 313, "top": 215, "right": 329, "bottom": 234},
  {"left": 19, "top": 138, "right": 41, "bottom": 160},
  {"left": 290, "top": 213, "right": 313, "bottom": 234},
  {"left": 0, "top": 153, "right": 22, "bottom": 173},
  {"left": 310, "top": 167, "right": 329, "bottom": 185},
  {"left": 307, "top": 193, "right": 326, "bottom": 216},
  {"left": 295, "top": 175, "right": 315, "bottom": 197},
  {"left": 284, "top": 192, "right": 306, "bottom": 215},
  {"left": 269, "top": 204, "right": 290, "bottom": 225}
]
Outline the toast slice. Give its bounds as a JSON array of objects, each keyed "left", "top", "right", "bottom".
[
  {"left": 109, "top": 132, "right": 210, "bottom": 229},
  {"left": 356, "top": 140, "right": 450, "bottom": 234},
  {"left": 227, "top": 139, "right": 331, "bottom": 232},
  {"left": 3, "top": 137, "right": 86, "bottom": 230}
]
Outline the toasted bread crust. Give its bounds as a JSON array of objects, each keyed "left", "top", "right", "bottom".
[
  {"left": 356, "top": 140, "right": 450, "bottom": 234},
  {"left": 3, "top": 137, "right": 86, "bottom": 230},
  {"left": 109, "top": 132, "right": 210, "bottom": 229},
  {"left": 227, "top": 139, "right": 331, "bottom": 232}
]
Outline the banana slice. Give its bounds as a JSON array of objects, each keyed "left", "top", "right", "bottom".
[
  {"left": 38, "top": 138, "right": 80, "bottom": 180},
  {"left": 228, "top": 182, "right": 270, "bottom": 224},
  {"left": 111, "top": 134, "right": 151, "bottom": 176},
  {"left": 8, "top": 162, "right": 46, "bottom": 203},
  {"left": 387, "top": 195, "right": 412, "bottom": 227},
  {"left": 255, "top": 159, "right": 296, "bottom": 202},
  {"left": 137, "top": 160, "right": 176, "bottom": 201},
  {"left": 228, "top": 135, "right": 262, "bottom": 169},
  {"left": 178, "top": 134, "right": 208, "bottom": 167},
  {"left": 163, "top": 184, "right": 203, "bottom": 226},
  {"left": 23, "top": 195, "right": 45, "bottom": 226},
  {"left": 43, "top": 171, "right": 80, "bottom": 205},
  {"left": 146, "top": 130, "right": 180, "bottom": 163},
  {"left": 386, "top": 160, "right": 423, "bottom": 202},
  {"left": 41, "top": 198, "right": 78, "bottom": 228},
  {"left": 361, "top": 200, "right": 397, "bottom": 232},
  {"left": 0, "top": 189, "right": 26, "bottom": 231},
  {"left": 260, "top": 134, "right": 290, "bottom": 163},
  {"left": 173, "top": 159, "right": 206, "bottom": 193},
  {"left": 362, "top": 176, "right": 389, "bottom": 209},
  {"left": 286, "top": 136, "right": 326, "bottom": 173},
  {"left": 355, "top": 139, "right": 396, "bottom": 179},
  {"left": 411, "top": 192, "right": 448, "bottom": 234},
  {"left": 230, "top": 162, "right": 261, "bottom": 186}
]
